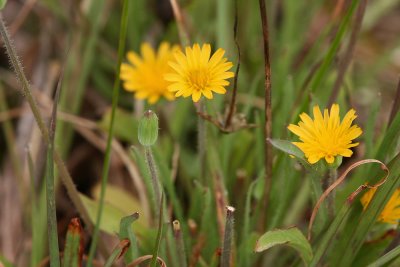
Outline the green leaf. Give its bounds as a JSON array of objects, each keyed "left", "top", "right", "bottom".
[
  {"left": 62, "top": 218, "right": 83, "bottom": 267},
  {"left": 119, "top": 213, "right": 139, "bottom": 264},
  {"left": 255, "top": 227, "right": 313, "bottom": 265},
  {"left": 104, "top": 239, "right": 130, "bottom": 267},
  {"left": 92, "top": 184, "right": 149, "bottom": 223},
  {"left": 269, "top": 138, "right": 329, "bottom": 175},
  {"left": 268, "top": 139, "right": 305, "bottom": 160},
  {"left": 367, "top": 244, "right": 400, "bottom": 267},
  {"left": 79, "top": 190, "right": 147, "bottom": 235},
  {"left": 0, "top": 0, "right": 6, "bottom": 10}
]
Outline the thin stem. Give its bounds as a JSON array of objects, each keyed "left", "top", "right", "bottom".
[
  {"left": 150, "top": 195, "right": 164, "bottom": 267},
  {"left": 327, "top": 168, "right": 338, "bottom": 218},
  {"left": 0, "top": 14, "right": 92, "bottom": 230},
  {"left": 145, "top": 147, "right": 161, "bottom": 215},
  {"left": 86, "top": 0, "right": 130, "bottom": 263},
  {"left": 224, "top": 0, "right": 240, "bottom": 129},
  {"left": 221, "top": 206, "right": 235, "bottom": 267},
  {"left": 258, "top": 0, "right": 273, "bottom": 230},
  {"left": 173, "top": 220, "right": 187, "bottom": 267},
  {"left": 198, "top": 100, "right": 207, "bottom": 184},
  {"left": 169, "top": 0, "right": 190, "bottom": 46},
  {"left": 310, "top": 174, "right": 327, "bottom": 236}
]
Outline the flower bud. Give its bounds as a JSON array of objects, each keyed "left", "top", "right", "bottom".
[{"left": 138, "top": 110, "right": 159, "bottom": 146}]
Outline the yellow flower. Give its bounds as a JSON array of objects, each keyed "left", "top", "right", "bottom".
[
  {"left": 120, "top": 42, "right": 180, "bottom": 104},
  {"left": 288, "top": 104, "right": 362, "bottom": 164},
  {"left": 164, "top": 43, "right": 234, "bottom": 102},
  {"left": 361, "top": 188, "right": 400, "bottom": 224}
]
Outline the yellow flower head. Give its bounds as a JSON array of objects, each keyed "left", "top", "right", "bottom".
[
  {"left": 164, "top": 43, "right": 234, "bottom": 102},
  {"left": 120, "top": 42, "right": 180, "bottom": 104},
  {"left": 288, "top": 104, "right": 362, "bottom": 164},
  {"left": 361, "top": 188, "right": 400, "bottom": 224}
]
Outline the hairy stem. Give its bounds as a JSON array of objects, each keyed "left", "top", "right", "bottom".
[{"left": 0, "top": 13, "right": 92, "bottom": 231}]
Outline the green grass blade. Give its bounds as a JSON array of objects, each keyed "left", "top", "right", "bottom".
[
  {"left": 150, "top": 195, "right": 164, "bottom": 267},
  {"left": 367, "top": 245, "right": 400, "bottom": 267},
  {"left": 62, "top": 218, "right": 84, "bottom": 267},
  {"left": 103, "top": 239, "right": 130, "bottom": 267},
  {"left": 310, "top": 203, "right": 352, "bottom": 266},
  {"left": 119, "top": 213, "right": 140, "bottom": 264},
  {"left": 336, "top": 154, "right": 400, "bottom": 266},
  {"left": 86, "top": 0, "right": 130, "bottom": 263}
]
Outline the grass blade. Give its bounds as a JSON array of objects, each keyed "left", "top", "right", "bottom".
[
  {"left": 104, "top": 239, "right": 130, "bottom": 267},
  {"left": 62, "top": 218, "right": 84, "bottom": 267},
  {"left": 86, "top": 0, "right": 130, "bottom": 263},
  {"left": 336, "top": 154, "right": 400, "bottom": 266},
  {"left": 367, "top": 245, "right": 400, "bottom": 267},
  {"left": 151, "top": 194, "right": 164, "bottom": 267},
  {"left": 119, "top": 213, "right": 140, "bottom": 264}
]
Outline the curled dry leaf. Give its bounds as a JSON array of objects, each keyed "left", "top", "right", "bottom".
[{"left": 308, "top": 159, "right": 390, "bottom": 240}]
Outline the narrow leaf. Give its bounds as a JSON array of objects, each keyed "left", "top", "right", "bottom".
[
  {"left": 104, "top": 239, "right": 130, "bottom": 267},
  {"left": 367, "top": 244, "right": 400, "bottom": 267},
  {"left": 119, "top": 213, "right": 140, "bottom": 264},
  {"left": 62, "top": 218, "right": 84, "bottom": 267},
  {"left": 255, "top": 227, "right": 313, "bottom": 265}
]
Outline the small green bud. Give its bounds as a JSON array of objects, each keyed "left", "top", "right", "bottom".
[{"left": 138, "top": 110, "right": 159, "bottom": 146}]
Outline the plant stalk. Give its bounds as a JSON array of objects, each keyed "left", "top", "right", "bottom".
[
  {"left": 86, "top": 0, "right": 130, "bottom": 263},
  {"left": 258, "top": 0, "right": 273, "bottom": 231},
  {"left": 0, "top": 14, "right": 92, "bottom": 231},
  {"left": 145, "top": 147, "right": 162, "bottom": 217},
  {"left": 221, "top": 206, "right": 235, "bottom": 267}
]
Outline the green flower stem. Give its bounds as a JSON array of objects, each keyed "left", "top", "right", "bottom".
[
  {"left": 145, "top": 147, "right": 161, "bottom": 217},
  {"left": 327, "top": 168, "right": 338, "bottom": 218},
  {"left": 198, "top": 100, "right": 207, "bottom": 184},
  {"left": 86, "top": 0, "right": 130, "bottom": 264},
  {"left": 0, "top": 14, "right": 92, "bottom": 230},
  {"left": 310, "top": 174, "right": 327, "bottom": 236},
  {"left": 150, "top": 195, "right": 164, "bottom": 267}
]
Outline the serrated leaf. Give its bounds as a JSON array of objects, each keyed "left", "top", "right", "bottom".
[{"left": 255, "top": 227, "right": 313, "bottom": 265}]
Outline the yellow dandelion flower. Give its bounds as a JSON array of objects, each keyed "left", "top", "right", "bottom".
[
  {"left": 288, "top": 104, "right": 362, "bottom": 164},
  {"left": 120, "top": 42, "right": 180, "bottom": 104},
  {"left": 361, "top": 188, "right": 400, "bottom": 224},
  {"left": 164, "top": 43, "right": 234, "bottom": 102}
]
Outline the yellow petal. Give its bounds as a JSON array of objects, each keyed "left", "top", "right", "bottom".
[{"left": 192, "top": 91, "right": 201, "bottom": 102}]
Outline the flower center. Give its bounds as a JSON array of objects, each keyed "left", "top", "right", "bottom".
[{"left": 187, "top": 68, "right": 210, "bottom": 91}]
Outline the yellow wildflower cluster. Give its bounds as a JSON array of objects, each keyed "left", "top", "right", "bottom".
[{"left": 120, "top": 42, "right": 234, "bottom": 104}]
